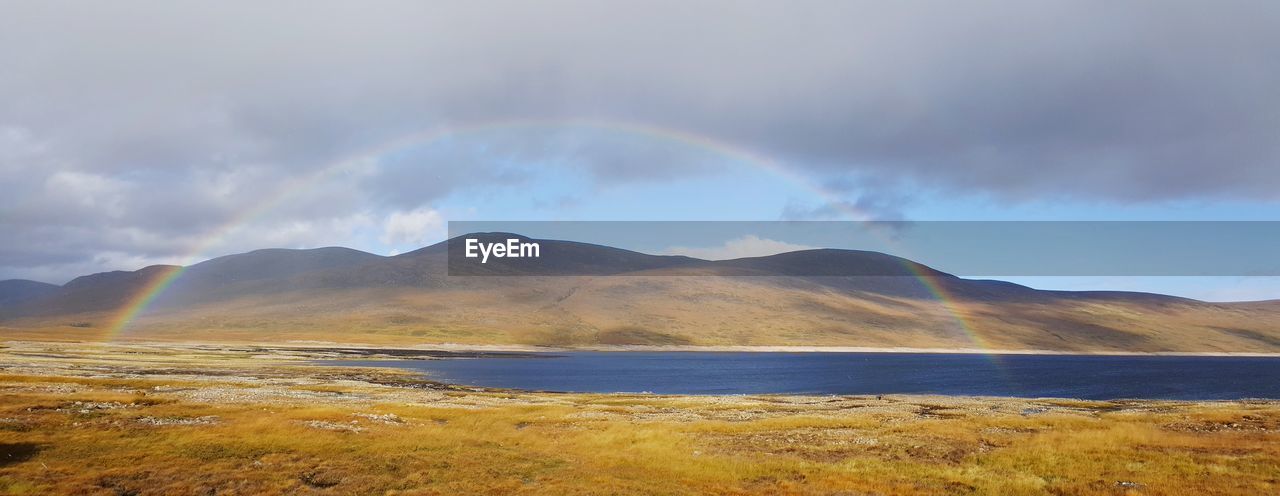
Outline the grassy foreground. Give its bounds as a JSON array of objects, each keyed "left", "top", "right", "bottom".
[{"left": 0, "top": 342, "right": 1277, "bottom": 495}]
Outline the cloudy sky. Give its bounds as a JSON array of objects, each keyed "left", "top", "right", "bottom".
[{"left": 2, "top": 1, "right": 1279, "bottom": 299}]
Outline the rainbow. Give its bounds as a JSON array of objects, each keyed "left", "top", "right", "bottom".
[{"left": 102, "top": 118, "right": 991, "bottom": 350}]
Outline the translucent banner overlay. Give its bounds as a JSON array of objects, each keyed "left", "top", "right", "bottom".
[{"left": 446, "top": 221, "right": 1280, "bottom": 276}]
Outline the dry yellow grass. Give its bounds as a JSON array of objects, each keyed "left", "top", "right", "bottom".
[
  {"left": 7, "top": 277, "right": 1280, "bottom": 352},
  {"left": 0, "top": 341, "right": 1277, "bottom": 495}
]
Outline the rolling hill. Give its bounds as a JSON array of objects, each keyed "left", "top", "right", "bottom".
[
  {"left": 1, "top": 233, "right": 1278, "bottom": 352},
  {"left": 0, "top": 279, "right": 59, "bottom": 307}
]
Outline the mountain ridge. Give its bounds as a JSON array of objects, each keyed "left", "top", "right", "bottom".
[
  {"left": 2, "top": 233, "right": 1277, "bottom": 353},
  {"left": 2, "top": 232, "right": 1207, "bottom": 304}
]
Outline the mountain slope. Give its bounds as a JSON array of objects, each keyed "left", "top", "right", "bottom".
[
  {"left": 0, "top": 279, "right": 59, "bottom": 307},
  {"left": 154, "top": 247, "right": 386, "bottom": 305},
  {"left": 32, "top": 265, "right": 182, "bottom": 316},
  {"left": 1, "top": 234, "right": 1277, "bottom": 352}
]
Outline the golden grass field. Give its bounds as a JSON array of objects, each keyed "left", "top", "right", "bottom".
[
  {"left": 0, "top": 340, "right": 1277, "bottom": 495},
  {"left": 6, "top": 277, "right": 1280, "bottom": 354}
]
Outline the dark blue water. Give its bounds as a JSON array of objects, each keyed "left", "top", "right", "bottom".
[{"left": 316, "top": 352, "right": 1280, "bottom": 399}]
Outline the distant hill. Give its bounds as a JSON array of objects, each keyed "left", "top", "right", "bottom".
[
  {"left": 1, "top": 233, "right": 1277, "bottom": 353},
  {"left": 0, "top": 279, "right": 59, "bottom": 307}
]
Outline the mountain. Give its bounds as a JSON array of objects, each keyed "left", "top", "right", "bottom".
[
  {"left": 156, "top": 247, "right": 386, "bottom": 304},
  {"left": 0, "top": 279, "right": 59, "bottom": 307},
  {"left": 49, "top": 265, "right": 183, "bottom": 315},
  {"left": 2, "top": 233, "right": 1278, "bottom": 353}
]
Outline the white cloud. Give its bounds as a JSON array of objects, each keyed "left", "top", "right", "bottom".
[
  {"left": 0, "top": 126, "right": 46, "bottom": 165},
  {"left": 379, "top": 208, "right": 444, "bottom": 246},
  {"left": 253, "top": 214, "right": 376, "bottom": 248},
  {"left": 663, "top": 235, "right": 816, "bottom": 260},
  {"left": 42, "top": 171, "right": 130, "bottom": 218}
]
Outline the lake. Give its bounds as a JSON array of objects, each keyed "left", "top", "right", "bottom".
[{"left": 316, "top": 352, "right": 1280, "bottom": 399}]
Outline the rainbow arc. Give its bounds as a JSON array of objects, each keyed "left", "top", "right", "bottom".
[{"left": 102, "top": 118, "right": 991, "bottom": 351}]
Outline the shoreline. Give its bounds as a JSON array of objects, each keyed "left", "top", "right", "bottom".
[
  {"left": 1, "top": 339, "right": 1278, "bottom": 494},
  {"left": 6, "top": 338, "right": 1280, "bottom": 357},
  {"left": 558, "top": 344, "right": 1280, "bottom": 357}
]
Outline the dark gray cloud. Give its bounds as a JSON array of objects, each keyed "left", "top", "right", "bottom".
[{"left": 2, "top": 1, "right": 1278, "bottom": 281}]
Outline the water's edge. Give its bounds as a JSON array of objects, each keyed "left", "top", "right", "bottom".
[{"left": 314, "top": 351, "right": 1280, "bottom": 400}]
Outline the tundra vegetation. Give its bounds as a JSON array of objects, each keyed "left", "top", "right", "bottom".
[{"left": 0, "top": 341, "right": 1277, "bottom": 495}]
